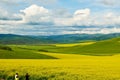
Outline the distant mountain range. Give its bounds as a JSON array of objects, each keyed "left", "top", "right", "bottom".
[
  {"left": 0, "top": 33, "right": 120, "bottom": 44},
  {"left": 0, "top": 34, "right": 55, "bottom": 44}
]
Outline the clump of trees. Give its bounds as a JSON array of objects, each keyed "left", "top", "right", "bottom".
[
  {"left": 0, "top": 46, "right": 13, "bottom": 51},
  {"left": 38, "top": 49, "right": 48, "bottom": 52}
]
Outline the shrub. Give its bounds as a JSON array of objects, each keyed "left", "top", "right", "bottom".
[{"left": 0, "top": 46, "right": 13, "bottom": 51}]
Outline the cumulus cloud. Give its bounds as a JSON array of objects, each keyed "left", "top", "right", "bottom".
[
  {"left": 54, "top": 8, "right": 91, "bottom": 26},
  {"left": 20, "top": 4, "right": 53, "bottom": 25},
  {"left": 0, "top": 4, "right": 120, "bottom": 35},
  {"left": 90, "top": 12, "right": 120, "bottom": 26},
  {"left": 103, "top": 12, "right": 120, "bottom": 25},
  {"left": 74, "top": 8, "right": 90, "bottom": 19},
  {"left": 73, "top": 8, "right": 90, "bottom": 25},
  {"left": 0, "top": 5, "right": 120, "bottom": 26},
  {"left": 54, "top": 8, "right": 120, "bottom": 26}
]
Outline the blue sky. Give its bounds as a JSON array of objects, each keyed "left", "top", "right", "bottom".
[{"left": 0, "top": 0, "right": 120, "bottom": 35}]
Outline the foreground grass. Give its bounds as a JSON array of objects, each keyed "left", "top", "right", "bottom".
[{"left": 0, "top": 53, "right": 120, "bottom": 80}]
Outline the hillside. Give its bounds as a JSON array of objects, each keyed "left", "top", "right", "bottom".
[
  {"left": 45, "top": 37, "right": 120, "bottom": 56},
  {"left": 0, "top": 34, "right": 55, "bottom": 44},
  {"left": 0, "top": 37, "right": 120, "bottom": 59},
  {"left": 0, "top": 45, "right": 57, "bottom": 59},
  {"left": 40, "top": 33, "right": 120, "bottom": 43},
  {"left": 0, "top": 33, "right": 120, "bottom": 44}
]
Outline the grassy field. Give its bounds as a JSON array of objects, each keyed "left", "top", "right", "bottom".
[
  {"left": 0, "top": 38, "right": 120, "bottom": 80},
  {"left": 48, "top": 38, "right": 120, "bottom": 56},
  {"left": 0, "top": 45, "right": 57, "bottom": 59}
]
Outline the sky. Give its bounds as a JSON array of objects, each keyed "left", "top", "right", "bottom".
[{"left": 0, "top": 0, "right": 120, "bottom": 35}]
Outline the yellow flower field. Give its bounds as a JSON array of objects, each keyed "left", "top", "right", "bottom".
[
  {"left": 0, "top": 52, "right": 120, "bottom": 80},
  {"left": 55, "top": 42, "right": 95, "bottom": 47}
]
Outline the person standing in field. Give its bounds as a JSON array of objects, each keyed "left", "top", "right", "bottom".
[
  {"left": 15, "top": 73, "right": 19, "bottom": 80},
  {"left": 25, "top": 73, "right": 29, "bottom": 80}
]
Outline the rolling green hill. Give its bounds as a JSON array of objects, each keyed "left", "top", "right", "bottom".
[
  {"left": 0, "top": 45, "right": 57, "bottom": 59},
  {"left": 45, "top": 37, "right": 120, "bottom": 56},
  {"left": 0, "top": 37, "right": 120, "bottom": 59}
]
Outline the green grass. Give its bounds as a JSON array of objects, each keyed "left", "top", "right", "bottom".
[
  {"left": 0, "top": 37, "right": 120, "bottom": 59},
  {"left": 43, "top": 37, "right": 120, "bottom": 56},
  {"left": 0, "top": 45, "right": 57, "bottom": 59}
]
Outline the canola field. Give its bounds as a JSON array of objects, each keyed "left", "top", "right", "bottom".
[{"left": 0, "top": 52, "right": 120, "bottom": 80}]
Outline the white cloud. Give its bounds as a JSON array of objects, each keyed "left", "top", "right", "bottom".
[
  {"left": 54, "top": 8, "right": 91, "bottom": 26},
  {"left": 0, "top": 7, "right": 22, "bottom": 21},
  {"left": 53, "top": 8, "right": 119, "bottom": 26},
  {"left": 73, "top": 8, "right": 90, "bottom": 25},
  {"left": 99, "top": 0, "right": 120, "bottom": 7},
  {"left": 20, "top": 4, "right": 53, "bottom": 25},
  {"left": 60, "top": 27, "right": 120, "bottom": 35},
  {"left": 54, "top": 18, "right": 74, "bottom": 26},
  {"left": 0, "top": 5, "right": 120, "bottom": 27},
  {"left": 0, "top": 7, "right": 8, "bottom": 20},
  {"left": 0, "top": 20, "right": 22, "bottom": 25},
  {"left": 74, "top": 8, "right": 90, "bottom": 20},
  {"left": 90, "top": 12, "right": 120, "bottom": 26},
  {"left": 0, "top": 4, "right": 120, "bottom": 35},
  {"left": 0, "top": 7, "right": 22, "bottom": 25},
  {"left": 103, "top": 12, "right": 120, "bottom": 25},
  {"left": 100, "top": 27, "right": 120, "bottom": 34}
]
